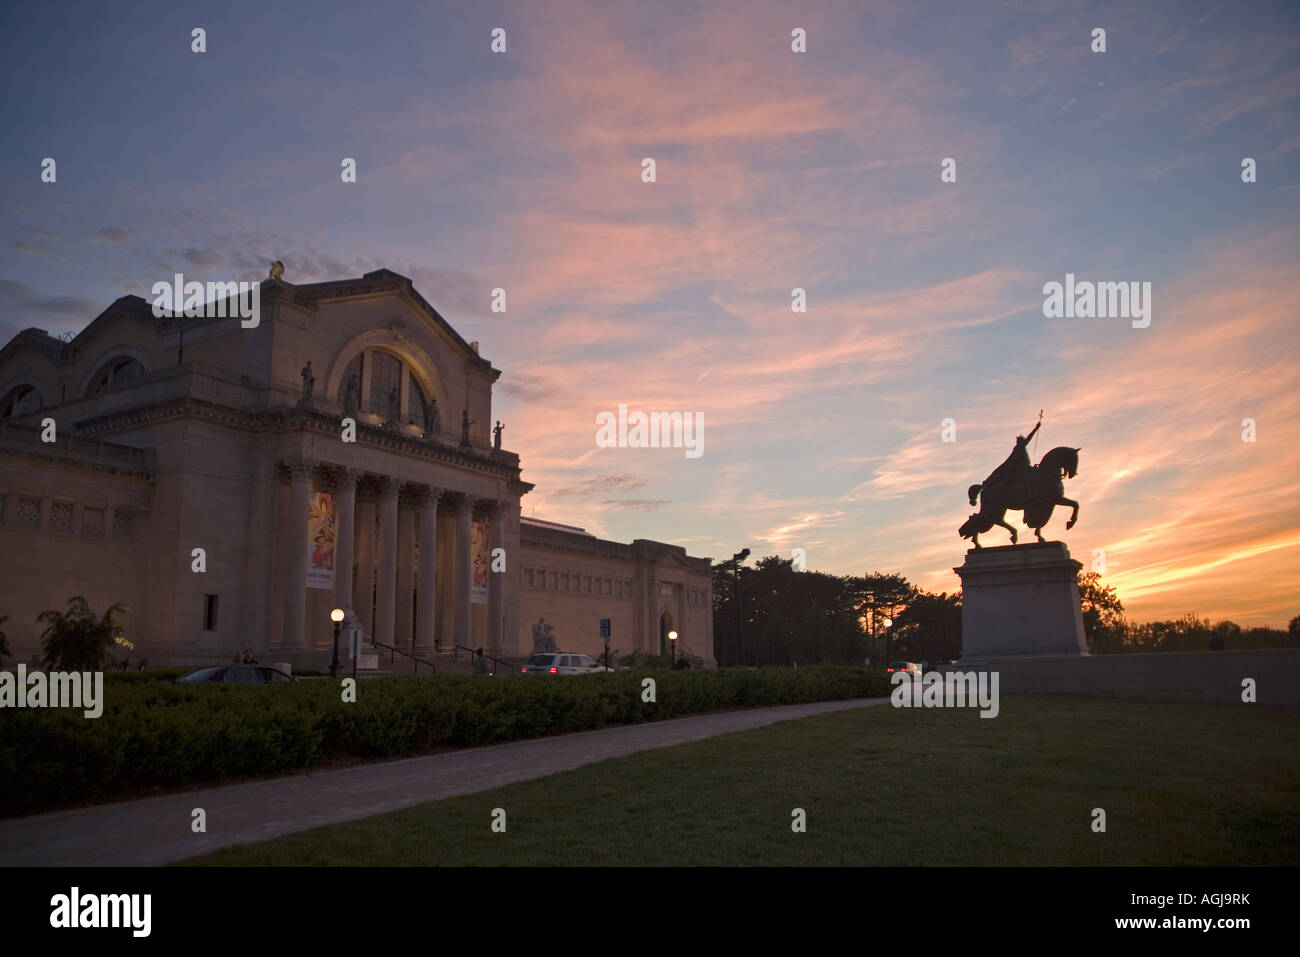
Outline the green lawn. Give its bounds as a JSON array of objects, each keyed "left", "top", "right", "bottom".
[{"left": 181, "top": 695, "right": 1300, "bottom": 866}]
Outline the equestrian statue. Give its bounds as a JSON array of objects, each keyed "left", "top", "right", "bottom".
[{"left": 959, "top": 417, "right": 1080, "bottom": 548}]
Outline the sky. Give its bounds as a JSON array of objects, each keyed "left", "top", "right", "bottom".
[{"left": 1, "top": 0, "right": 1297, "bottom": 627}]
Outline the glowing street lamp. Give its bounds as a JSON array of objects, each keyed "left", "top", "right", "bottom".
[
  {"left": 329, "top": 607, "right": 345, "bottom": 677},
  {"left": 669, "top": 629, "right": 678, "bottom": 666}
]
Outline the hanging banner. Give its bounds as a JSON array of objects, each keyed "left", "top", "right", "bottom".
[
  {"left": 306, "top": 491, "right": 336, "bottom": 590},
  {"left": 471, "top": 519, "right": 490, "bottom": 604}
]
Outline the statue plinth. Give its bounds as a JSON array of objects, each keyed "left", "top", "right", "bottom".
[{"left": 954, "top": 541, "right": 1089, "bottom": 666}]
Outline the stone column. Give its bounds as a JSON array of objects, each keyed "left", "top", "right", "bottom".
[
  {"left": 355, "top": 499, "right": 375, "bottom": 637},
  {"left": 283, "top": 461, "right": 313, "bottom": 650},
  {"left": 488, "top": 501, "right": 507, "bottom": 654},
  {"left": 333, "top": 468, "right": 359, "bottom": 613},
  {"left": 454, "top": 493, "right": 475, "bottom": 652},
  {"left": 375, "top": 477, "right": 402, "bottom": 647},
  {"left": 415, "top": 487, "right": 443, "bottom": 654},
  {"left": 396, "top": 506, "right": 415, "bottom": 649}
]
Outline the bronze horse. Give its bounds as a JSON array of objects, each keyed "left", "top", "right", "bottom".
[{"left": 959, "top": 443, "right": 1080, "bottom": 548}]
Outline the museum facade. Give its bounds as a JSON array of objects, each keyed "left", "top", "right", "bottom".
[{"left": 0, "top": 268, "right": 714, "bottom": 668}]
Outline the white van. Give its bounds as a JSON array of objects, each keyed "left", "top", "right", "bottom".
[{"left": 520, "top": 653, "right": 614, "bottom": 675}]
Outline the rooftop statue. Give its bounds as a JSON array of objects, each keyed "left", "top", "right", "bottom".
[
  {"left": 300, "top": 360, "right": 315, "bottom": 402},
  {"left": 959, "top": 417, "right": 1080, "bottom": 548},
  {"left": 342, "top": 373, "right": 359, "bottom": 416},
  {"left": 460, "top": 408, "right": 473, "bottom": 448}
]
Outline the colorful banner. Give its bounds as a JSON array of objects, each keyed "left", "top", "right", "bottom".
[
  {"left": 306, "top": 491, "right": 336, "bottom": 590},
  {"left": 471, "top": 520, "right": 489, "bottom": 604}
]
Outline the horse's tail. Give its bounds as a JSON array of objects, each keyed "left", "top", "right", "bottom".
[{"left": 967, "top": 483, "right": 983, "bottom": 507}]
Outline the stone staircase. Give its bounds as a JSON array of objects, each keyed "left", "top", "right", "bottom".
[{"left": 363, "top": 646, "right": 520, "bottom": 677}]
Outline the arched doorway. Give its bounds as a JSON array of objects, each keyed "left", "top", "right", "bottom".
[{"left": 659, "top": 610, "right": 673, "bottom": 658}]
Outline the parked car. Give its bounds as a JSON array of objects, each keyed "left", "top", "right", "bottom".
[
  {"left": 520, "top": 653, "right": 614, "bottom": 675},
  {"left": 886, "top": 661, "right": 922, "bottom": 677},
  {"left": 176, "top": 665, "right": 296, "bottom": 684}
]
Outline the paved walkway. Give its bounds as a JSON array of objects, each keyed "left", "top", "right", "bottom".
[{"left": 0, "top": 697, "right": 887, "bottom": 866}]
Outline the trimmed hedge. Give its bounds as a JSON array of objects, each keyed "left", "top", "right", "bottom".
[{"left": 0, "top": 667, "right": 890, "bottom": 815}]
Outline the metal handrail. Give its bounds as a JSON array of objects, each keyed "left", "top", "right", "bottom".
[
  {"left": 369, "top": 639, "right": 439, "bottom": 675},
  {"left": 453, "top": 643, "right": 512, "bottom": 676}
]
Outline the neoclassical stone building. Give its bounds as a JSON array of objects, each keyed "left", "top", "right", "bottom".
[{"left": 0, "top": 268, "right": 714, "bottom": 668}]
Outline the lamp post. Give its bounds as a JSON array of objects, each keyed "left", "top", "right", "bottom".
[
  {"left": 329, "top": 607, "right": 345, "bottom": 677},
  {"left": 669, "top": 629, "right": 678, "bottom": 667},
  {"left": 882, "top": 617, "right": 893, "bottom": 664},
  {"left": 732, "top": 548, "right": 750, "bottom": 667}
]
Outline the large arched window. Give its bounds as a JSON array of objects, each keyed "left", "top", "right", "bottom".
[
  {"left": 337, "top": 353, "right": 363, "bottom": 409},
  {"left": 407, "top": 376, "right": 429, "bottom": 430},
  {"left": 0, "top": 384, "right": 42, "bottom": 420},
  {"left": 368, "top": 351, "right": 401, "bottom": 415},
  {"left": 336, "top": 348, "right": 437, "bottom": 431},
  {"left": 85, "top": 356, "right": 143, "bottom": 398}
]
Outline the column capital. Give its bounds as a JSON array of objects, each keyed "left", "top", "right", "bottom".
[
  {"left": 410, "top": 485, "right": 444, "bottom": 508},
  {"left": 376, "top": 476, "right": 404, "bottom": 499},
  {"left": 285, "top": 460, "right": 315, "bottom": 483},
  {"left": 317, "top": 466, "right": 361, "bottom": 493},
  {"left": 482, "top": 498, "right": 511, "bottom": 519},
  {"left": 453, "top": 491, "right": 477, "bottom": 513}
]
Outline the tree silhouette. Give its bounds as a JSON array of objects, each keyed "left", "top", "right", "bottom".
[
  {"left": 37, "top": 596, "right": 131, "bottom": 672},
  {"left": 1078, "top": 571, "right": 1126, "bottom": 653},
  {"left": 891, "top": 591, "right": 962, "bottom": 664},
  {"left": 712, "top": 555, "right": 893, "bottom": 666}
]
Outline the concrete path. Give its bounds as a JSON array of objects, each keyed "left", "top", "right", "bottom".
[{"left": 0, "top": 697, "right": 887, "bottom": 866}]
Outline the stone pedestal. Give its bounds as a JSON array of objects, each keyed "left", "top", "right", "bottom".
[{"left": 954, "top": 542, "right": 1089, "bottom": 666}]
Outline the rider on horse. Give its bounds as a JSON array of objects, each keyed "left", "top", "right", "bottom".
[{"left": 970, "top": 420, "right": 1040, "bottom": 507}]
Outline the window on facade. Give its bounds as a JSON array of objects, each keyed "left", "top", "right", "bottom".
[
  {"left": 50, "top": 501, "right": 72, "bottom": 530},
  {"left": 87, "top": 357, "right": 144, "bottom": 398},
  {"left": 339, "top": 349, "right": 439, "bottom": 427},
  {"left": 15, "top": 496, "right": 39, "bottom": 527},
  {"left": 112, "top": 509, "right": 134, "bottom": 538},
  {"left": 407, "top": 376, "right": 428, "bottom": 429},
  {"left": 615, "top": 581, "right": 623, "bottom": 598},
  {"left": 203, "top": 594, "right": 219, "bottom": 631},
  {"left": 337, "top": 353, "right": 364, "bottom": 409},
  {"left": 0, "top": 384, "right": 41, "bottom": 420},
  {"left": 83, "top": 507, "right": 103, "bottom": 534},
  {"left": 368, "top": 351, "right": 401, "bottom": 415}
]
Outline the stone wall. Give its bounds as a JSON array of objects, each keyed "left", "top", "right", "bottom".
[{"left": 964, "top": 648, "right": 1300, "bottom": 707}]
